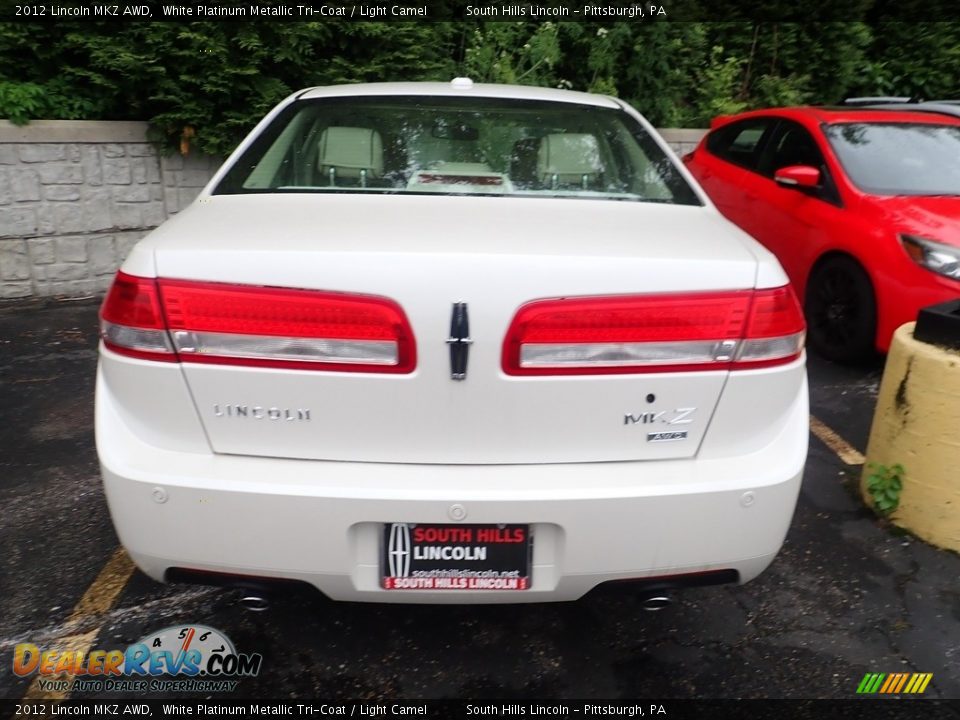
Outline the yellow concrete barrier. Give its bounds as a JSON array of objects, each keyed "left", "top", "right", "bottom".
[{"left": 861, "top": 322, "right": 960, "bottom": 551}]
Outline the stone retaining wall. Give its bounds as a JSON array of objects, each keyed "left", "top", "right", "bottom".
[
  {"left": 659, "top": 128, "right": 706, "bottom": 157},
  {"left": 0, "top": 120, "right": 220, "bottom": 299},
  {"left": 0, "top": 121, "right": 706, "bottom": 300}
]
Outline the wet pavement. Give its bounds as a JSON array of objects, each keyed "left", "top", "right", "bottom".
[{"left": 1, "top": 297, "right": 958, "bottom": 700}]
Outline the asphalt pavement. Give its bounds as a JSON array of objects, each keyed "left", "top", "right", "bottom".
[{"left": 1, "top": 297, "right": 958, "bottom": 701}]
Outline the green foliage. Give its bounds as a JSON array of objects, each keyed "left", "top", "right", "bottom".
[
  {"left": 849, "top": 23, "right": 960, "bottom": 101},
  {"left": 0, "top": 20, "right": 957, "bottom": 154},
  {"left": 0, "top": 82, "right": 49, "bottom": 125},
  {"left": 0, "top": 21, "right": 455, "bottom": 156},
  {"left": 752, "top": 73, "right": 812, "bottom": 108},
  {"left": 0, "top": 79, "right": 102, "bottom": 125},
  {"left": 694, "top": 46, "right": 750, "bottom": 122},
  {"left": 617, "top": 23, "right": 710, "bottom": 126},
  {"left": 464, "top": 22, "right": 561, "bottom": 86},
  {"left": 866, "top": 463, "right": 905, "bottom": 516}
]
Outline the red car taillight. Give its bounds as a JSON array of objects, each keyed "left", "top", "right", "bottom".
[
  {"left": 502, "top": 286, "right": 805, "bottom": 375},
  {"left": 100, "top": 273, "right": 176, "bottom": 362},
  {"left": 99, "top": 272, "right": 416, "bottom": 373}
]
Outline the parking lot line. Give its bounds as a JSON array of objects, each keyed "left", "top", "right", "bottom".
[
  {"left": 809, "top": 415, "right": 866, "bottom": 466},
  {"left": 21, "top": 547, "right": 134, "bottom": 701}
]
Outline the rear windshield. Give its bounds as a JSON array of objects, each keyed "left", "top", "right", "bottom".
[
  {"left": 823, "top": 122, "right": 960, "bottom": 196},
  {"left": 214, "top": 96, "right": 700, "bottom": 205}
]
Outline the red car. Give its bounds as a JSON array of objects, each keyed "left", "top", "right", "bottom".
[{"left": 684, "top": 106, "right": 960, "bottom": 362}]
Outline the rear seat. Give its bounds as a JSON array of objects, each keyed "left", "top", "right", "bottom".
[
  {"left": 537, "top": 133, "right": 604, "bottom": 190},
  {"left": 318, "top": 127, "right": 384, "bottom": 187}
]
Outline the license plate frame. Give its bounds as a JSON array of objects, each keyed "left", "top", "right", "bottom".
[{"left": 381, "top": 523, "right": 531, "bottom": 591}]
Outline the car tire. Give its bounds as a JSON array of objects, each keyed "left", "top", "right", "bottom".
[{"left": 804, "top": 256, "right": 877, "bottom": 364}]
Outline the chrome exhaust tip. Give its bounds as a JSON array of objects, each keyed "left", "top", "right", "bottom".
[
  {"left": 239, "top": 595, "right": 270, "bottom": 612},
  {"left": 641, "top": 594, "right": 673, "bottom": 612}
]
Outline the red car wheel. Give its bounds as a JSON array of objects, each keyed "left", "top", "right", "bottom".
[{"left": 805, "top": 256, "right": 877, "bottom": 364}]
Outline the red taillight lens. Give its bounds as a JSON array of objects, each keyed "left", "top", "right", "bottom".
[
  {"left": 101, "top": 272, "right": 165, "bottom": 329},
  {"left": 100, "top": 272, "right": 175, "bottom": 361},
  {"left": 744, "top": 286, "right": 806, "bottom": 338},
  {"left": 736, "top": 286, "right": 806, "bottom": 369},
  {"left": 502, "top": 287, "right": 805, "bottom": 375},
  {"left": 99, "top": 273, "right": 416, "bottom": 373}
]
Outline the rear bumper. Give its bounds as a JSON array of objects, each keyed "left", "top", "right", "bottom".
[{"left": 97, "top": 369, "right": 808, "bottom": 604}]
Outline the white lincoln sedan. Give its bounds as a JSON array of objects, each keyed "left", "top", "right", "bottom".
[{"left": 96, "top": 80, "right": 808, "bottom": 605}]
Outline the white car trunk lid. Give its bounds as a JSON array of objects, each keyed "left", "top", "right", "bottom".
[{"left": 143, "top": 194, "right": 765, "bottom": 464}]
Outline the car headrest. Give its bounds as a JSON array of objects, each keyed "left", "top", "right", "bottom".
[
  {"left": 537, "top": 134, "right": 603, "bottom": 187},
  {"left": 318, "top": 127, "right": 384, "bottom": 181}
]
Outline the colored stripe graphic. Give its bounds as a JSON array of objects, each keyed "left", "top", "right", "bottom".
[
  {"left": 856, "top": 672, "right": 932, "bottom": 694},
  {"left": 879, "top": 674, "right": 898, "bottom": 693},
  {"left": 856, "top": 673, "right": 885, "bottom": 694}
]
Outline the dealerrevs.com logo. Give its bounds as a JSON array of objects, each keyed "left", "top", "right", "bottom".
[{"left": 13, "top": 625, "right": 262, "bottom": 694}]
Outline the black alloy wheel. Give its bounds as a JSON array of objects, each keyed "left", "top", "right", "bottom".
[{"left": 805, "top": 256, "right": 877, "bottom": 364}]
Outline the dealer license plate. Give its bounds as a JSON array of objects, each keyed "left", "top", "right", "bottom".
[{"left": 382, "top": 523, "right": 531, "bottom": 590}]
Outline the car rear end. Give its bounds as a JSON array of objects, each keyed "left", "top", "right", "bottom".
[{"left": 96, "top": 83, "right": 808, "bottom": 603}]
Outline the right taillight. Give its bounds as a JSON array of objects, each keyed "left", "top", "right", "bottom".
[
  {"left": 99, "top": 272, "right": 416, "bottom": 373},
  {"left": 735, "top": 286, "right": 806, "bottom": 369},
  {"left": 502, "top": 286, "right": 805, "bottom": 375}
]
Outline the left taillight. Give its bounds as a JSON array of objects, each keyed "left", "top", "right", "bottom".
[
  {"left": 99, "top": 272, "right": 416, "bottom": 373},
  {"left": 100, "top": 272, "right": 176, "bottom": 362}
]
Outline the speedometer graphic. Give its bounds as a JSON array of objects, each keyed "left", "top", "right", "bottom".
[{"left": 135, "top": 625, "right": 234, "bottom": 675}]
